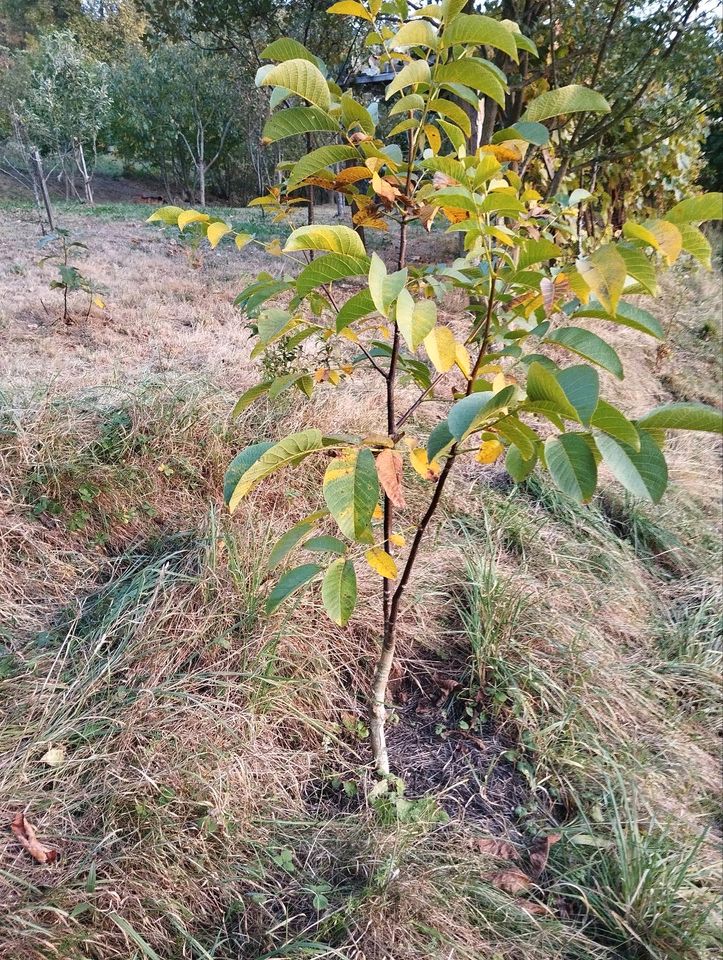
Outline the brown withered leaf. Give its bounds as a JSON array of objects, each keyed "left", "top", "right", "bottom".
[
  {"left": 418, "top": 203, "right": 439, "bottom": 232},
  {"left": 540, "top": 277, "right": 555, "bottom": 316},
  {"left": 473, "top": 836, "right": 519, "bottom": 861},
  {"left": 375, "top": 448, "right": 406, "bottom": 508},
  {"left": 11, "top": 812, "right": 58, "bottom": 864},
  {"left": 516, "top": 898, "right": 552, "bottom": 917},
  {"left": 528, "top": 833, "right": 561, "bottom": 879},
  {"left": 490, "top": 868, "right": 532, "bottom": 895}
]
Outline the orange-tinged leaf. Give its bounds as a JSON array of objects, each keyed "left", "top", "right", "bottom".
[
  {"left": 473, "top": 837, "right": 519, "bottom": 860},
  {"left": 490, "top": 868, "right": 532, "bottom": 895},
  {"left": 11, "top": 812, "right": 58, "bottom": 864},
  {"left": 372, "top": 503, "right": 384, "bottom": 520},
  {"left": 441, "top": 206, "right": 469, "bottom": 223},
  {"left": 481, "top": 143, "right": 522, "bottom": 162},
  {"left": 376, "top": 448, "right": 406, "bottom": 507},
  {"left": 409, "top": 447, "right": 441, "bottom": 480},
  {"left": 365, "top": 546, "right": 398, "bottom": 579},
  {"left": 335, "top": 166, "right": 372, "bottom": 186},
  {"left": 314, "top": 367, "right": 327, "bottom": 382},
  {"left": 476, "top": 438, "right": 504, "bottom": 464},
  {"left": 390, "top": 532, "right": 406, "bottom": 547}
]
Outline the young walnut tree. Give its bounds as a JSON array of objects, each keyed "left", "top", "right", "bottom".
[{"left": 148, "top": 0, "right": 723, "bottom": 776}]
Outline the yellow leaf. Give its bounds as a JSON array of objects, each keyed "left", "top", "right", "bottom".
[
  {"left": 235, "top": 232, "right": 252, "bottom": 250},
  {"left": 372, "top": 503, "right": 384, "bottom": 520},
  {"left": 454, "top": 342, "right": 472, "bottom": 379},
  {"left": 492, "top": 371, "right": 507, "bottom": 393},
  {"left": 178, "top": 209, "right": 210, "bottom": 230},
  {"left": 481, "top": 143, "right": 522, "bottom": 162},
  {"left": 266, "top": 238, "right": 283, "bottom": 256},
  {"left": 207, "top": 221, "right": 231, "bottom": 248},
  {"left": 40, "top": 746, "right": 66, "bottom": 767},
  {"left": 341, "top": 364, "right": 354, "bottom": 374},
  {"left": 92, "top": 296, "right": 105, "bottom": 308},
  {"left": 475, "top": 438, "right": 504, "bottom": 464},
  {"left": 424, "top": 123, "right": 441, "bottom": 154},
  {"left": 327, "top": 0, "right": 374, "bottom": 21},
  {"left": 390, "top": 532, "right": 406, "bottom": 547},
  {"left": 365, "top": 547, "right": 398, "bottom": 579},
  {"left": 329, "top": 371, "right": 341, "bottom": 385},
  {"left": 522, "top": 188, "right": 542, "bottom": 202},
  {"left": 409, "top": 447, "right": 441, "bottom": 480},
  {"left": 424, "top": 326, "right": 456, "bottom": 373}
]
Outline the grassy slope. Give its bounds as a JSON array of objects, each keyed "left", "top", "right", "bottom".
[{"left": 0, "top": 204, "right": 721, "bottom": 960}]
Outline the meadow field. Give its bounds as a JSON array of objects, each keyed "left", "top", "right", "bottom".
[{"left": 0, "top": 194, "right": 721, "bottom": 960}]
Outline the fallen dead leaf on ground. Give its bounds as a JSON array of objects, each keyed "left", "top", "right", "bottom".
[
  {"left": 10, "top": 812, "right": 59, "bottom": 864},
  {"left": 516, "top": 898, "right": 551, "bottom": 917},
  {"left": 473, "top": 836, "right": 519, "bottom": 861},
  {"left": 528, "top": 833, "right": 561, "bottom": 879},
  {"left": 490, "top": 868, "right": 532, "bottom": 895}
]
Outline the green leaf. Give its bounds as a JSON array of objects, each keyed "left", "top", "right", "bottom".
[
  {"left": 340, "top": 93, "right": 375, "bottom": 135},
  {"left": 435, "top": 59, "right": 506, "bottom": 107},
  {"left": 676, "top": 223, "right": 712, "bottom": 270},
  {"left": 448, "top": 386, "right": 516, "bottom": 440},
  {"left": 303, "top": 535, "right": 346, "bottom": 554},
  {"left": 572, "top": 300, "right": 663, "bottom": 339},
  {"left": 284, "top": 225, "right": 366, "bottom": 258},
  {"left": 268, "top": 371, "right": 313, "bottom": 400},
  {"left": 336, "top": 289, "right": 376, "bottom": 331},
  {"left": 590, "top": 399, "right": 640, "bottom": 450},
  {"left": 595, "top": 431, "right": 668, "bottom": 503},
  {"left": 638, "top": 402, "right": 723, "bottom": 434},
  {"left": 288, "top": 145, "right": 359, "bottom": 188},
  {"left": 616, "top": 245, "right": 658, "bottom": 296},
  {"left": 385, "top": 59, "right": 431, "bottom": 100},
  {"left": 576, "top": 244, "right": 626, "bottom": 315},
  {"left": 442, "top": 14, "right": 519, "bottom": 61},
  {"left": 523, "top": 84, "right": 610, "bottom": 123},
  {"left": 545, "top": 327, "right": 623, "bottom": 379},
  {"left": 260, "top": 58, "right": 331, "bottom": 111},
  {"left": 495, "top": 416, "right": 538, "bottom": 460},
  {"left": 368, "top": 253, "right": 408, "bottom": 316},
  {"left": 427, "top": 419, "right": 455, "bottom": 461},
  {"left": 229, "top": 429, "right": 328, "bottom": 512},
  {"left": 506, "top": 444, "right": 537, "bottom": 482},
  {"left": 396, "top": 293, "right": 436, "bottom": 351},
  {"left": 664, "top": 192, "right": 723, "bottom": 224},
  {"left": 257, "top": 308, "right": 293, "bottom": 345},
  {"left": 493, "top": 120, "right": 549, "bottom": 145},
  {"left": 231, "top": 382, "right": 272, "bottom": 418},
  {"left": 544, "top": 434, "right": 598, "bottom": 502},
  {"left": 323, "top": 448, "right": 379, "bottom": 541},
  {"left": 263, "top": 107, "right": 338, "bottom": 142},
  {"left": 517, "top": 239, "right": 562, "bottom": 271},
  {"left": 321, "top": 558, "right": 357, "bottom": 626},
  {"left": 391, "top": 18, "right": 439, "bottom": 49},
  {"left": 429, "top": 98, "right": 471, "bottom": 137},
  {"left": 224, "top": 442, "right": 274, "bottom": 505},
  {"left": 389, "top": 93, "right": 425, "bottom": 116},
  {"left": 266, "top": 563, "right": 321, "bottom": 614},
  {"left": 261, "top": 38, "right": 319, "bottom": 64},
  {"left": 557, "top": 365, "right": 599, "bottom": 425},
  {"left": 269, "top": 514, "right": 326, "bottom": 569},
  {"left": 296, "top": 253, "right": 370, "bottom": 297},
  {"left": 526, "top": 361, "right": 579, "bottom": 421}
]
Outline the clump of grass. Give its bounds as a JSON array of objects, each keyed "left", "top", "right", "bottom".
[{"left": 549, "top": 786, "right": 720, "bottom": 960}]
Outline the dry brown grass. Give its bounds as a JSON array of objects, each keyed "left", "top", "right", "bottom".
[{"left": 0, "top": 204, "right": 721, "bottom": 959}]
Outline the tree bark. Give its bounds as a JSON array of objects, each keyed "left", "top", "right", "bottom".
[{"left": 30, "top": 150, "right": 55, "bottom": 232}]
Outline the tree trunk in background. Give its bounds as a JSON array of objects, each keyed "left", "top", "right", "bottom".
[
  {"left": 30, "top": 149, "right": 55, "bottom": 232},
  {"left": 74, "top": 140, "right": 94, "bottom": 204}
]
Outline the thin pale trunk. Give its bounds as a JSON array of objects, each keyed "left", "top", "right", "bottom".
[
  {"left": 74, "top": 140, "right": 94, "bottom": 205},
  {"left": 199, "top": 162, "right": 206, "bottom": 207},
  {"left": 31, "top": 150, "right": 54, "bottom": 232},
  {"left": 545, "top": 155, "right": 570, "bottom": 199}
]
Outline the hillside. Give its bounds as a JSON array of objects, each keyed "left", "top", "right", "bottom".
[{"left": 0, "top": 199, "right": 721, "bottom": 960}]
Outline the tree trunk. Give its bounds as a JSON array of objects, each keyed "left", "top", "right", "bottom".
[
  {"left": 198, "top": 161, "right": 206, "bottom": 207},
  {"left": 545, "top": 156, "right": 570, "bottom": 199},
  {"left": 74, "top": 139, "right": 94, "bottom": 205},
  {"left": 30, "top": 149, "right": 55, "bottom": 232}
]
